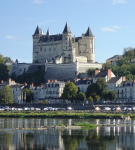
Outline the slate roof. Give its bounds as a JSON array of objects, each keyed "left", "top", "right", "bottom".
[
  {"left": 39, "top": 34, "right": 62, "bottom": 43},
  {"left": 10, "top": 84, "right": 24, "bottom": 88},
  {"left": 107, "top": 55, "right": 123, "bottom": 60},
  {"left": 93, "top": 71, "right": 107, "bottom": 78},
  {"left": 63, "top": 22, "right": 71, "bottom": 33},
  {"left": 118, "top": 81, "right": 134, "bottom": 87},
  {"left": 33, "top": 26, "right": 42, "bottom": 36},
  {"left": 46, "top": 81, "right": 65, "bottom": 87},
  {"left": 46, "top": 29, "right": 50, "bottom": 36},
  {"left": 85, "top": 27, "right": 94, "bottom": 37},
  {"left": 75, "top": 79, "right": 91, "bottom": 85},
  {"left": 107, "top": 77, "right": 121, "bottom": 83},
  {"left": 72, "top": 37, "right": 82, "bottom": 42},
  {"left": 6, "top": 60, "right": 14, "bottom": 63}
]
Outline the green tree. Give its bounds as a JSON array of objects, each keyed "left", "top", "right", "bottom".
[
  {"left": 87, "top": 68, "right": 95, "bottom": 76},
  {"left": 88, "top": 96, "right": 93, "bottom": 102},
  {"left": 101, "top": 62, "right": 111, "bottom": 72},
  {"left": 4, "top": 57, "right": 11, "bottom": 63},
  {"left": 108, "top": 90, "right": 117, "bottom": 101},
  {"left": 0, "top": 64, "right": 10, "bottom": 81},
  {"left": 0, "top": 85, "right": 13, "bottom": 104},
  {"left": 0, "top": 54, "right": 5, "bottom": 64},
  {"left": 77, "top": 92, "right": 86, "bottom": 102},
  {"left": 94, "top": 95, "right": 100, "bottom": 102},
  {"left": 96, "top": 78, "right": 108, "bottom": 97},
  {"left": 23, "top": 88, "right": 34, "bottom": 103},
  {"left": 86, "top": 83, "right": 98, "bottom": 98},
  {"left": 102, "top": 90, "right": 109, "bottom": 101},
  {"left": 61, "top": 82, "right": 78, "bottom": 101}
]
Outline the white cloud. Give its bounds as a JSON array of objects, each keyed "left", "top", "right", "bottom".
[
  {"left": 113, "top": 0, "right": 127, "bottom": 5},
  {"left": 5, "top": 36, "right": 17, "bottom": 39},
  {"left": 101, "top": 27, "right": 116, "bottom": 32},
  {"left": 31, "top": 0, "right": 43, "bottom": 4},
  {"left": 38, "top": 20, "right": 55, "bottom": 25},
  {"left": 113, "top": 26, "right": 122, "bottom": 29}
]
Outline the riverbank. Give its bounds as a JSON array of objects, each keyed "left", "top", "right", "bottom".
[{"left": 0, "top": 111, "right": 135, "bottom": 119}]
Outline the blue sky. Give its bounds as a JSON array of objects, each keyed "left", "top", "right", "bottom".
[{"left": 0, "top": 0, "right": 135, "bottom": 63}]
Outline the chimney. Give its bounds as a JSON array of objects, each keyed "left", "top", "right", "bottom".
[
  {"left": 31, "top": 83, "right": 34, "bottom": 87},
  {"left": 122, "top": 76, "right": 126, "bottom": 82},
  {"left": 24, "top": 82, "right": 27, "bottom": 86},
  {"left": 107, "top": 69, "right": 111, "bottom": 78},
  {"left": 54, "top": 79, "right": 57, "bottom": 83},
  {"left": 48, "top": 80, "right": 50, "bottom": 83},
  {"left": 8, "top": 78, "right": 11, "bottom": 86},
  {"left": 1, "top": 80, "right": 4, "bottom": 84},
  {"left": 95, "top": 69, "right": 100, "bottom": 75},
  {"left": 17, "top": 83, "right": 19, "bottom": 86}
]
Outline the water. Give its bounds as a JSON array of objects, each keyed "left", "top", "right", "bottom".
[{"left": 0, "top": 118, "right": 134, "bottom": 150}]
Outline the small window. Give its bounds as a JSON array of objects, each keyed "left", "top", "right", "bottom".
[
  {"left": 66, "top": 42, "right": 67, "bottom": 44},
  {"left": 40, "top": 47, "right": 42, "bottom": 51},
  {"left": 44, "top": 49, "right": 46, "bottom": 52},
  {"left": 54, "top": 48, "right": 56, "bottom": 51},
  {"left": 65, "top": 38, "right": 67, "bottom": 40},
  {"left": 66, "top": 47, "right": 67, "bottom": 49},
  {"left": 49, "top": 48, "right": 51, "bottom": 51}
]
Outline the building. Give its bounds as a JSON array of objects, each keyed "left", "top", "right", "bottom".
[
  {"left": 5, "top": 60, "right": 14, "bottom": 67},
  {"left": 93, "top": 69, "right": 116, "bottom": 83},
  {"left": 106, "top": 55, "right": 123, "bottom": 66},
  {"left": 74, "top": 79, "right": 92, "bottom": 93},
  {"left": 0, "top": 79, "right": 24, "bottom": 103},
  {"left": 33, "top": 22, "right": 95, "bottom": 64},
  {"left": 10, "top": 22, "right": 102, "bottom": 81}
]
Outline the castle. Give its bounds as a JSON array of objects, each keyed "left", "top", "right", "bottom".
[
  {"left": 10, "top": 22, "right": 102, "bottom": 81},
  {"left": 33, "top": 22, "right": 95, "bottom": 64}
]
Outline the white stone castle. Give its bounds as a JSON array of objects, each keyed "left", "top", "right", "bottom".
[
  {"left": 10, "top": 22, "right": 102, "bottom": 81},
  {"left": 33, "top": 22, "right": 95, "bottom": 64}
]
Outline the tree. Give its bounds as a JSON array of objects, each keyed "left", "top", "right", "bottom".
[
  {"left": 101, "top": 62, "right": 111, "bottom": 72},
  {"left": 77, "top": 92, "right": 86, "bottom": 102},
  {"left": 0, "top": 64, "right": 10, "bottom": 81},
  {"left": 0, "top": 54, "right": 5, "bottom": 64},
  {"left": 88, "top": 96, "right": 93, "bottom": 103},
  {"left": 0, "top": 85, "right": 13, "bottom": 104},
  {"left": 108, "top": 90, "right": 117, "bottom": 101},
  {"left": 96, "top": 78, "right": 108, "bottom": 97},
  {"left": 87, "top": 68, "right": 95, "bottom": 76},
  {"left": 86, "top": 83, "right": 98, "bottom": 98},
  {"left": 94, "top": 95, "right": 100, "bottom": 102},
  {"left": 23, "top": 88, "right": 34, "bottom": 103},
  {"left": 102, "top": 90, "right": 109, "bottom": 101},
  {"left": 61, "top": 82, "right": 78, "bottom": 101}
]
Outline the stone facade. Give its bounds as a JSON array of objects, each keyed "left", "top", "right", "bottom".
[{"left": 32, "top": 22, "right": 95, "bottom": 64}]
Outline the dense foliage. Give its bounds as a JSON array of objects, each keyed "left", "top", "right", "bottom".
[
  {"left": 23, "top": 88, "right": 34, "bottom": 103},
  {"left": 0, "top": 85, "right": 13, "bottom": 104},
  {"left": 11, "top": 70, "right": 45, "bottom": 86}
]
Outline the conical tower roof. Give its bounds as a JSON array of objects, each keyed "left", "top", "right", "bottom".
[
  {"left": 46, "top": 28, "right": 50, "bottom": 36},
  {"left": 63, "top": 22, "right": 71, "bottom": 33},
  {"left": 33, "top": 26, "right": 42, "bottom": 36},
  {"left": 85, "top": 27, "right": 94, "bottom": 37}
]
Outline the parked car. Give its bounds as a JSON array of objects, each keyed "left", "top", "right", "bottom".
[
  {"left": 111, "top": 108, "right": 115, "bottom": 111},
  {"left": 4, "top": 106, "right": 9, "bottom": 111},
  {"left": 35, "top": 108, "right": 41, "bottom": 111},
  {"left": 132, "top": 107, "right": 135, "bottom": 111},
  {"left": 127, "top": 108, "right": 132, "bottom": 111},
  {"left": 17, "top": 108, "right": 23, "bottom": 111},
  {"left": 115, "top": 107, "right": 121, "bottom": 111},
  {"left": 66, "top": 107, "right": 73, "bottom": 110},
  {"left": 103, "top": 107, "right": 111, "bottom": 111},
  {"left": 23, "top": 107, "right": 30, "bottom": 111},
  {"left": 30, "top": 107, "right": 34, "bottom": 111},
  {"left": 50, "top": 108, "right": 55, "bottom": 111},
  {"left": 47, "top": 107, "right": 52, "bottom": 111},
  {"left": 9, "top": 107, "right": 16, "bottom": 111},
  {"left": 95, "top": 107, "right": 101, "bottom": 111},
  {"left": 43, "top": 108, "right": 48, "bottom": 111},
  {"left": 0, "top": 108, "right": 4, "bottom": 111},
  {"left": 122, "top": 107, "right": 127, "bottom": 111}
]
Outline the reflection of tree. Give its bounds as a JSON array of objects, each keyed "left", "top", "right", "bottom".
[
  {"left": 86, "top": 130, "right": 116, "bottom": 150},
  {"left": 25, "top": 132, "right": 34, "bottom": 144},
  {"left": 62, "top": 130, "right": 85, "bottom": 150},
  {"left": 0, "top": 133, "right": 13, "bottom": 149}
]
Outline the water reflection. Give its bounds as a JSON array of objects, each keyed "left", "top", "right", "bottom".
[{"left": 0, "top": 118, "right": 135, "bottom": 149}]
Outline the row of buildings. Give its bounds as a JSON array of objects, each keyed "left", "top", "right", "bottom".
[{"left": 0, "top": 68, "right": 135, "bottom": 103}]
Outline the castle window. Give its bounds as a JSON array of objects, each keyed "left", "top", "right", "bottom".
[
  {"left": 49, "top": 48, "right": 51, "bottom": 51},
  {"left": 40, "top": 47, "right": 42, "bottom": 51},
  {"left": 44, "top": 49, "right": 46, "bottom": 52},
  {"left": 66, "top": 47, "right": 67, "bottom": 49},
  {"left": 65, "top": 38, "right": 67, "bottom": 40},
  {"left": 54, "top": 48, "right": 56, "bottom": 51}
]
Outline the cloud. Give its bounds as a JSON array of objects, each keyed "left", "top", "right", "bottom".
[
  {"left": 113, "top": 26, "right": 122, "bottom": 29},
  {"left": 31, "top": 0, "right": 43, "bottom": 4},
  {"left": 101, "top": 27, "right": 116, "bottom": 32},
  {"left": 113, "top": 0, "right": 127, "bottom": 5},
  {"left": 38, "top": 20, "right": 55, "bottom": 25},
  {"left": 5, "top": 36, "right": 17, "bottom": 39}
]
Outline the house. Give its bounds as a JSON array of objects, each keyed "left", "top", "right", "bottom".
[
  {"left": 93, "top": 69, "right": 116, "bottom": 83},
  {"left": 5, "top": 60, "right": 14, "bottom": 67},
  {"left": 106, "top": 55, "right": 123, "bottom": 66},
  {"left": 74, "top": 79, "right": 92, "bottom": 93}
]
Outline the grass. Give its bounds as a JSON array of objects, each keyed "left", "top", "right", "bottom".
[
  {"left": 72, "top": 122, "right": 97, "bottom": 129},
  {"left": 0, "top": 111, "right": 134, "bottom": 119}
]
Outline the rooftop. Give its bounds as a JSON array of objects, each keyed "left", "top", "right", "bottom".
[
  {"left": 107, "top": 55, "right": 123, "bottom": 60},
  {"left": 107, "top": 77, "right": 121, "bottom": 83}
]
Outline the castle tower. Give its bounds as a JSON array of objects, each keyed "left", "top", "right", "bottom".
[
  {"left": 32, "top": 26, "right": 44, "bottom": 63},
  {"left": 46, "top": 28, "right": 50, "bottom": 36},
  {"left": 83, "top": 27, "right": 95, "bottom": 63},
  {"left": 62, "top": 22, "right": 73, "bottom": 63}
]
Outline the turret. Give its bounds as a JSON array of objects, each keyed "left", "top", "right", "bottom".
[{"left": 46, "top": 28, "right": 50, "bottom": 36}]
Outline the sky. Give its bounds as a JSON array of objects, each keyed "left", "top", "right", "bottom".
[{"left": 0, "top": 0, "right": 135, "bottom": 63}]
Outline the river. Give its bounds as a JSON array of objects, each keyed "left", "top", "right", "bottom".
[{"left": 0, "top": 118, "right": 134, "bottom": 150}]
